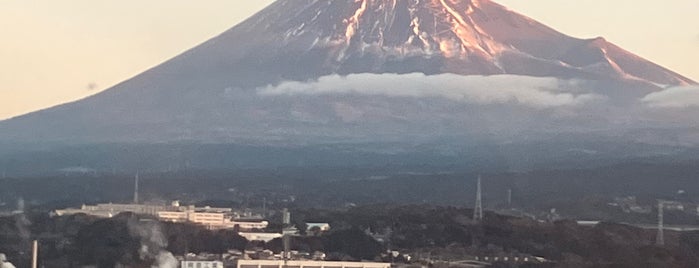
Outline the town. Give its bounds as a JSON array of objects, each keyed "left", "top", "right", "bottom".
[{"left": 2, "top": 172, "right": 699, "bottom": 267}]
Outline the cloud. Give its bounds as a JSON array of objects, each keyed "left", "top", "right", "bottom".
[
  {"left": 642, "top": 85, "right": 699, "bottom": 108},
  {"left": 257, "top": 73, "right": 604, "bottom": 109}
]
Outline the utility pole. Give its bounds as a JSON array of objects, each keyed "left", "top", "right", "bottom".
[
  {"left": 133, "top": 172, "right": 140, "bottom": 204},
  {"left": 31, "top": 240, "right": 38, "bottom": 268},
  {"left": 262, "top": 197, "right": 267, "bottom": 218},
  {"left": 507, "top": 189, "right": 512, "bottom": 208},
  {"left": 474, "top": 175, "right": 483, "bottom": 221},
  {"left": 657, "top": 200, "right": 665, "bottom": 246},
  {"left": 282, "top": 208, "right": 292, "bottom": 261}
]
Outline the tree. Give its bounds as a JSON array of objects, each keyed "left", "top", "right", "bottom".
[{"left": 323, "top": 228, "right": 383, "bottom": 260}]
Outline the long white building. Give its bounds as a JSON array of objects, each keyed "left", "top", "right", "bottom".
[
  {"left": 235, "top": 260, "right": 391, "bottom": 268},
  {"left": 158, "top": 208, "right": 268, "bottom": 230},
  {"left": 54, "top": 201, "right": 267, "bottom": 230},
  {"left": 54, "top": 203, "right": 176, "bottom": 218},
  {"left": 181, "top": 260, "right": 224, "bottom": 268}
]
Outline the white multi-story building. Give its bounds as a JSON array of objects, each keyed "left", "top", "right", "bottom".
[
  {"left": 157, "top": 207, "right": 268, "bottom": 230},
  {"left": 181, "top": 260, "right": 224, "bottom": 268},
  {"left": 55, "top": 203, "right": 176, "bottom": 217},
  {"left": 235, "top": 260, "right": 390, "bottom": 268},
  {"left": 54, "top": 201, "right": 267, "bottom": 230}
]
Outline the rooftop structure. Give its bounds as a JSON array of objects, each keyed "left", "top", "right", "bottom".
[
  {"left": 474, "top": 175, "right": 483, "bottom": 222},
  {"left": 238, "top": 232, "right": 283, "bottom": 243},
  {"left": 305, "top": 223, "right": 331, "bottom": 232}
]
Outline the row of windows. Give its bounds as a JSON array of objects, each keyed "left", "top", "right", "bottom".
[
  {"left": 194, "top": 215, "right": 224, "bottom": 218},
  {"left": 184, "top": 261, "right": 221, "bottom": 268},
  {"left": 159, "top": 212, "right": 186, "bottom": 216},
  {"left": 239, "top": 264, "right": 382, "bottom": 268}
]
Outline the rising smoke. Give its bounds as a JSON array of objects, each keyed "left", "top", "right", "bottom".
[
  {"left": 126, "top": 218, "right": 178, "bottom": 268},
  {"left": 0, "top": 254, "right": 16, "bottom": 268}
]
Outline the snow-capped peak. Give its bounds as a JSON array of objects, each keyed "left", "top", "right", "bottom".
[{"left": 232, "top": 0, "right": 693, "bottom": 85}]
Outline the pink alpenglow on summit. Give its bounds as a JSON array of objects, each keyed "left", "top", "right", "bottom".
[{"left": 248, "top": 0, "right": 693, "bottom": 86}]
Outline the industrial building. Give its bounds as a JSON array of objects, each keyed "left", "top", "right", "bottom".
[
  {"left": 234, "top": 260, "right": 391, "bottom": 268},
  {"left": 54, "top": 203, "right": 175, "bottom": 218},
  {"left": 158, "top": 207, "right": 268, "bottom": 230},
  {"left": 54, "top": 201, "right": 267, "bottom": 230},
  {"left": 181, "top": 260, "right": 224, "bottom": 268}
]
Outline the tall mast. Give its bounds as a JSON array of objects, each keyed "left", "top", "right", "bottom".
[
  {"left": 656, "top": 200, "right": 665, "bottom": 246},
  {"left": 474, "top": 175, "right": 483, "bottom": 221},
  {"left": 507, "top": 188, "right": 512, "bottom": 208}
]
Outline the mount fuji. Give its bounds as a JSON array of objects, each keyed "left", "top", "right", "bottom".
[{"left": 1, "top": 0, "right": 697, "bottom": 159}]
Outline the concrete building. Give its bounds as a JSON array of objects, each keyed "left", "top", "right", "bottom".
[
  {"left": 54, "top": 203, "right": 175, "bottom": 217},
  {"left": 157, "top": 209, "right": 268, "bottom": 230},
  {"left": 663, "top": 201, "right": 685, "bottom": 211},
  {"left": 54, "top": 201, "right": 267, "bottom": 230},
  {"left": 181, "top": 260, "right": 224, "bottom": 268},
  {"left": 235, "top": 260, "right": 390, "bottom": 268},
  {"left": 157, "top": 207, "right": 268, "bottom": 230},
  {"left": 231, "top": 220, "right": 269, "bottom": 230}
]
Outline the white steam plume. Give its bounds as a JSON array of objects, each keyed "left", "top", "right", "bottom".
[
  {"left": 0, "top": 254, "right": 16, "bottom": 268},
  {"left": 153, "top": 251, "right": 178, "bottom": 268},
  {"left": 127, "top": 219, "right": 178, "bottom": 268}
]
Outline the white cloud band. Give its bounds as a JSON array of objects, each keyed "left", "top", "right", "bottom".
[
  {"left": 642, "top": 85, "right": 699, "bottom": 108},
  {"left": 257, "top": 73, "right": 603, "bottom": 109}
]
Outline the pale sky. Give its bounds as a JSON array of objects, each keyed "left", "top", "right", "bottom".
[{"left": 0, "top": 0, "right": 697, "bottom": 120}]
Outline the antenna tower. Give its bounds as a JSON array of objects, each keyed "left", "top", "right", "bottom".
[
  {"left": 507, "top": 189, "right": 512, "bottom": 208},
  {"left": 657, "top": 200, "right": 665, "bottom": 246},
  {"left": 474, "top": 175, "right": 483, "bottom": 221}
]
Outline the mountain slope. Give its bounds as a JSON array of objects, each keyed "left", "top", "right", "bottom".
[{"left": 0, "top": 0, "right": 695, "bottom": 145}]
